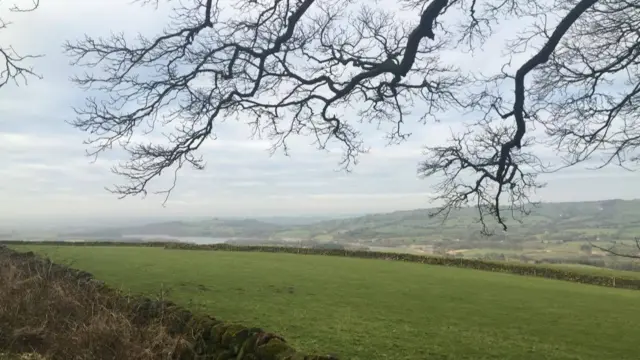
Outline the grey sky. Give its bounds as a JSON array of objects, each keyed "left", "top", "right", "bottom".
[{"left": 0, "top": 0, "right": 638, "bottom": 224}]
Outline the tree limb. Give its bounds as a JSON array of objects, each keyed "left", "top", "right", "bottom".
[{"left": 0, "top": 0, "right": 42, "bottom": 90}]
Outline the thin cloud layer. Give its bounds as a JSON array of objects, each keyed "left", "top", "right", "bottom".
[{"left": 0, "top": 0, "right": 638, "bottom": 225}]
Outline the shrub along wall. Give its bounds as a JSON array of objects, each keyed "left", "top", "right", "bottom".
[
  {"left": 0, "top": 245, "right": 338, "bottom": 360},
  {"left": 4, "top": 240, "right": 640, "bottom": 290}
]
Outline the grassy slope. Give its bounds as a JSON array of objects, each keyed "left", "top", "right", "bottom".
[{"left": 15, "top": 245, "right": 640, "bottom": 360}]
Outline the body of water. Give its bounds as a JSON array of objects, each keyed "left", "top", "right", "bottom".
[{"left": 121, "top": 234, "right": 231, "bottom": 245}]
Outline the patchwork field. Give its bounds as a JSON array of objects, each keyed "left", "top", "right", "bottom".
[{"left": 13, "top": 245, "right": 640, "bottom": 360}]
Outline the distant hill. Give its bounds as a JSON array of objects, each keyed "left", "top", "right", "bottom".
[
  {"left": 249, "top": 215, "right": 357, "bottom": 226},
  {"left": 65, "top": 199, "right": 640, "bottom": 243},
  {"left": 66, "top": 218, "right": 284, "bottom": 240},
  {"left": 268, "top": 199, "right": 640, "bottom": 243}
]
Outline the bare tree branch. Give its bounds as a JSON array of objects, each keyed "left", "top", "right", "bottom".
[
  {"left": 65, "top": 0, "right": 465, "bottom": 202},
  {"left": 0, "top": 0, "right": 42, "bottom": 90},
  {"left": 534, "top": 0, "right": 640, "bottom": 170},
  {"left": 420, "top": 0, "right": 603, "bottom": 234},
  {"left": 591, "top": 237, "right": 640, "bottom": 260},
  {"left": 65, "top": 0, "right": 640, "bottom": 235}
]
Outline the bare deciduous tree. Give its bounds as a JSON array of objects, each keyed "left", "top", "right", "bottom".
[
  {"left": 0, "top": 0, "right": 41, "bottom": 89},
  {"left": 64, "top": 0, "right": 639, "bottom": 234}
]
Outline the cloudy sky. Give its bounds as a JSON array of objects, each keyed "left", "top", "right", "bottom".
[{"left": 0, "top": 0, "right": 638, "bottom": 225}]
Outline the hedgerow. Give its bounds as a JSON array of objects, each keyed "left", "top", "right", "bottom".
[
  {"left": 3, "top": 240, "right": 639, "bottom": 290},
  {"left": 163, "top": 243, "right": 640, "bottom": 290}
]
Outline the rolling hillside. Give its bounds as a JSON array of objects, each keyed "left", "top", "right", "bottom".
[
  {"left": 271, "top": 199, "right": 640, "bottom": 242},
  {"left": 62, "top": 199, "right": 640, "bottom": 244}
]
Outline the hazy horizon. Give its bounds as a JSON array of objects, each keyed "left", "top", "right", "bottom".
[{"left": 3, "top": 197, "right": 639, "bottom": 233}]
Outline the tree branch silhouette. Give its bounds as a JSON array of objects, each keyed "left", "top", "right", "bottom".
[
  {"left": 0, "top": 0, "right": 42, "bottom": 90},
  {"left": 65, "top": 0, "right": 640, "bottom": 234}
]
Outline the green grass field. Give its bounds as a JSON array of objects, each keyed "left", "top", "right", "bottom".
[{"left": 13, "top": 245, "right": 640, "bottom": 360}]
